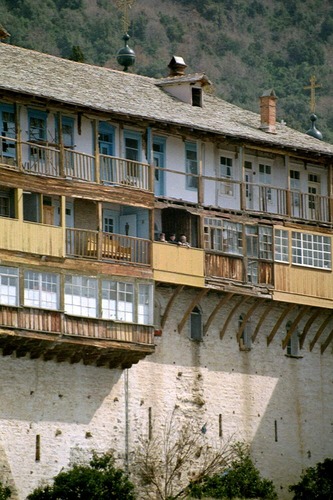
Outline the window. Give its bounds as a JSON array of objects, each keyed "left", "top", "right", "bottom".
[
  {"left": 204, "top": 218, "right": 242, "bottom": 255},
  {"left": 185, "top": 141, "right": 198, "bottom": 189},
  {"left": 192, "top": 87, "right": 202, "bottom": 107},
  {"left": 0, "top": 187, "right": 15, "bottom": 218},
  {"left": 23, "top": 192, "right": 41, "bottom": 223},
  {"left": 0, "top": 103, "right": 16, "bottom": 158},
  {"left": 239, "top": 314, "right": 251, "bottom": 350},
  {"left": 190, "top": 306, "right": 202, "bottom": 340},
  {"left": 286, "top": 321, "right": 300, "bottom": 357},
  {"left": 220, "top": 156, "right": 234, "bottom": 195},
  {"left": 65, "top": 275, "right": 97, "bottom": 317},
  {"left": 259, "top": 226, "right": 273, "bottom": 260},
  {"left": 275, "top": 229, "right": 289, "bottom": 263},
  {"left": 259, "top": 163, "right": 272, "bottom": 202},
  {"left": 124, "top": 130, "right": 141, "bottom": 180},
  {"left": 138, "top": 284, "right": 153, "bottom": 325},
  {"left": 28, "top": 110, "right": 47, "bottom": 142},
  {"left": 246, "top": 225, "right": 258, "bottom": 257},
  {"left": 24, "top": 271, "right": 59, "bottom": 310},
  {"left": 0, "top": 266, "right": 19, "bottom": 306},
  {"left": 102, "top": 280, "right": 134, "bottom": 322},
  {"left": 292, "top": 232, "right": 331, "bottom": 269}
]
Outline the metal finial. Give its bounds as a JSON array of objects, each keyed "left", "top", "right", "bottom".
[
  {"left": 306, "top": 114, "right": 323, "bottom": 141},
  {"left": 116, "top": 0, "right": 135, "bottom": 34},
  {"left": 303, "top": 75, "right": 321, "bottom": 114}
]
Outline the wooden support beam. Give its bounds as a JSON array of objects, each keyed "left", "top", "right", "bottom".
[
  {"left": 321, "top": 329, "right": 333, "bottom": 354},
  {"left": 236, "top": 299, "right": 264, "bottom": 342},
  {"left": 161, "top": 285, "right": 184, "bottom": 329},
  {"left": 267, "top": 303, "right": 297, "bottom": 346},
  {"left": 178, "top": 288, "right": 209, "bottom": 334},
  {"left": 282, "top": 306, "right": 310, "bottom": 350},
  {"left": 309, "top": 314, "right": 332, "bottom": 352},
  {"left": 204, "top": 293, "right": 234, "bottom": 335},
  {"left": 252, "top": 301, "right": 273, "bottom": 342},
  {"left": 299, "top": 309, "right": 319, "bottom": 349},
  {"left": 219, "top": 295, "right": 250, "bottom": 340}
]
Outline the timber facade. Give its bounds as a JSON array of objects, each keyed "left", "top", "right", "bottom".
[{"left": 0, "top": 43, "right": 332, "bottom": 498}]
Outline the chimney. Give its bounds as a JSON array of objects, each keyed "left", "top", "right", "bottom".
[
  {"left": 259, "top": 89, "right": 277, "bottom": 134},
  {"left": 168, "top": 56, "right": 187, "bottom": 77}
]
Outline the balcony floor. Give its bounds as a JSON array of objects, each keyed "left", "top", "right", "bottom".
[{"left": 0, "top": 328, "right": 155, "bottom": 369}]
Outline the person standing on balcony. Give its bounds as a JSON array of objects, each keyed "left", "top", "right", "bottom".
[
  {"left": 178, "top": 234, "right": 191, "bottom": 247},
  {"left": 168, "top": 233, "right": 177, "bottom": 244},
  {"left": 159, "top": 233, "right": 166, "bottom": 242}
]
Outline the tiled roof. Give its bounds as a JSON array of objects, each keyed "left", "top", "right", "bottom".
[{"left": 1, "top": 43, "right": 333, "bottom": 157}]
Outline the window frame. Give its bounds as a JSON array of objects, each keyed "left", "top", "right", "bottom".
[
  {"left": 0, "top": 266, "right": 19, "bottom": 306},
  {"left": 185, "top": 141, "right": 198, "bottom": 190},
  {"left": 291, "top": 231, "right": 331, "bottom": 270},
  {"left": 0, "top": 103, "right": 16, "bottom": 158},
  {"left": 24, "top": 270, "right": 60, "bottom": 310}
]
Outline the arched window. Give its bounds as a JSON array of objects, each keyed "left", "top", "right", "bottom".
[
  {"left": 238, "top": 314, "right": 252, "bottom": 350},
  {"left": 190, "top": 306, "right": 202, "bottom": 341}
]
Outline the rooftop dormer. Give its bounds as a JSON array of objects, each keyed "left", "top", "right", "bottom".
[{"left": 156, "top": 56, "right": 211, "bottom": 107}]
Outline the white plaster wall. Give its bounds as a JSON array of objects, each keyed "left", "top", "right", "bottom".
[
  {"left": 164, "top": 136, "right": 198, "bottom": 203},
  {"left": 0, "top": 289, "right": 332, "bottom": 499}
]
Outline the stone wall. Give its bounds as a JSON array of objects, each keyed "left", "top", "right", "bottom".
[{"left": 0, "top": 288, "right": 332, "bottom": 499}]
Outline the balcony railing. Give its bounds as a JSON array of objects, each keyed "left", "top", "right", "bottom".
[
  {"left": 66, "top": 228, "right": 151, "bottom": 265},
  {"left": 100, "top": 155, "right": 150, "bottom": 190},
  {"left": 0, "top": 305, "right": 154, "bottom": 345},
  {"left": 0, "top": 135, "right": 331, "bottom": 225}
]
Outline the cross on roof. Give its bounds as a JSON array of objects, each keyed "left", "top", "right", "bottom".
[
  {"left": 303, "top": 75, "right": 322, "bottom": 113},
  {"left": 116, "top": 0, "right": 135, "bottom": 34}
]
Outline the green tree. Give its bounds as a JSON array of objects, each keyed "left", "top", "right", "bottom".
[
  {"left": 0, "top": 481, "right": 11, "bottom": 500},
  {"left": 289, "top": 458, "right": 333, "bottom": 499},
  {"left": 188, "top": 443, "right": 277, "bottom": 500},
  {"left": 27, "top": 452, "right": 135, "bottom": 500}
]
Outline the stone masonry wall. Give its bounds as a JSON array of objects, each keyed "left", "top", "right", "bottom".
[{"left": 0, "top": 288, "right": 332, "bottom": 499}]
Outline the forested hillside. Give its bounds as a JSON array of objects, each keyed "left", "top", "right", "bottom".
[{"left": 1, "top": 0, "right": 333, "bottom": 141}]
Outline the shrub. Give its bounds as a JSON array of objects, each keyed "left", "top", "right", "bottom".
[
  {"left": 188, "top": 443, "right": 277, "bottom": 499},
  {"left": 27, "top": 452, "right": 135, "bottom": 500},
  {"left": 0, "top": 481, "right": 11, "bottom": 500},
  {"left": 289, "top": 458, "right": 333, "bottom": 500}
]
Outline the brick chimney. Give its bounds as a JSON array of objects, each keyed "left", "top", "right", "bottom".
[
  {"left": 168, "top": 56, "right": 187, "bottom": 77},
  {"left": 259, "top": 89, "right": 277, "bottom": 134}
]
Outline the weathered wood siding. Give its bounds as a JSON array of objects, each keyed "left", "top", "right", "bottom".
[{"left": 0, "top": 218, "right": 64, "bottom": 257}]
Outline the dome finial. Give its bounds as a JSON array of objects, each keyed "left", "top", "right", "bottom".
[
  {"left": 116, "top": 0, "right": 136, "bottom": 71},
  {"left": 306, "top": 113, "right": 323, "bottom": 141}
]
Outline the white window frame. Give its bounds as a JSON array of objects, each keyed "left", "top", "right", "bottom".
[
  {"left": 24, "top": 270, "right": 59, "bottom": 310},
  {"left": 292, "top": 232, "right": 331, "bottom": 269},
  {"left": 102, "top": 280, "right": 134, "bottom": 322},
  {"left": 65, "top": 275, "right": 97, "bottom": 318},
  {"left": 219, "top": 155, "right": 234, "bottom": 196},
  {"left": 275, "top": 229, "right": 289, "bottom": 263},
  {"left": 0, "top": 266, "right": 19, "bottom": 306}
]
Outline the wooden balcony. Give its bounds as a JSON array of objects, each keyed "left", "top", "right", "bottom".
[
  {"left": 0, "top": 217, "right": 64, "bottom": 257},
  {"left": 0, "top": 136, "right": 152, "bottom": 191},
  {"left": 205, "top": 252, "right": 273, "bottom": 295},
  {"left": 153, "top": 242, "right": 205, "bottom": 287},
  {"left": 0, "top": 305, "right": 155, "bottom": 368},
  {"left": 66, "top": 229, "right": 151, "bottom": 265}
]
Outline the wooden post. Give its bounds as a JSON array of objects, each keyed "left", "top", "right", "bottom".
[
  {"left": 93, "top": 119, "right": 100, "bottom": 184},
  {"left": 58, "top": 112, "right": 64, "bottom": 177},
  {"left": 15, "top": 104, "right": 23, "bottom": 171}
]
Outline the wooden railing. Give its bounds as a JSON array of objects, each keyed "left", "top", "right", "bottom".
[
  {"left": 64, "top": 149, "right": 95, "bottom": 181},
  {"left": 0, "top": 136, "right": 331, "bottom": 224},
  {"left": 66, "top": 228, "right": 151, "bottom": 265},
  {"left": 100, "top": 154, "right": 150, "bottom": 190},
  {"left": 0, "top": 305, "right": 155, "bottom": 345}
]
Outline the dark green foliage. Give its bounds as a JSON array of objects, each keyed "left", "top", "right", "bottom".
[
  {"left": 69, "top": 45, "right": 85, "bottom": 62},
  {"left": 188, "top": 444, "right": 277, "bottom": 499},
  {"left": 289, "top": 458, "right": 333, "bottom": 499},
  {"left": 159, "top": 14, "right": 184, "bottom": 43},
  {"left": 27, "top": 453, "right": 135, "bottom": 500},
  {"left": 0, "top": 482, "right": 11, "bottom": 500}
]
